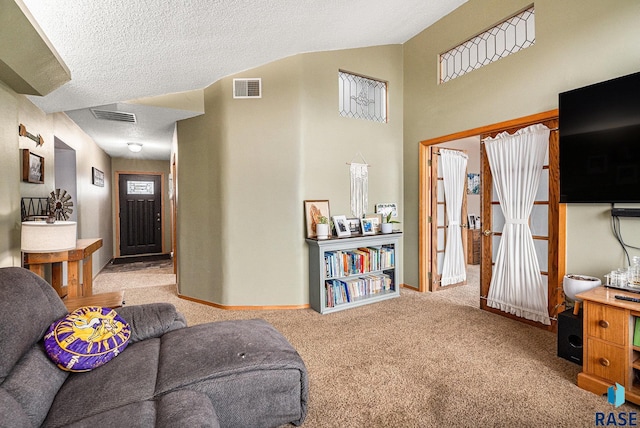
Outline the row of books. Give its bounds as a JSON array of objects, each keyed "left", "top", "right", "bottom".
[
  {"left": 324, "top": 245, "right": 395, "bottom": 279},
  {"left": 325, "top": 273, "right": 393, "bottom": 307}
]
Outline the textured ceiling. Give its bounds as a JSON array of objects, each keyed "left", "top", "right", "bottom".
[{"left": 20, "top": 0, "right": 467, "bottom": 159}]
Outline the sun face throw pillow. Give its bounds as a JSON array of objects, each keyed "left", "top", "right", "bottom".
[{"left": 44, "top": 306, "right": 131, "bottom": 372}]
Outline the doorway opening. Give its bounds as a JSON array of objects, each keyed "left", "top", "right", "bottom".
[
  {"left": 54, "top": 137, "right": 77, "bottom": 286},
  {"left": 419, "top": 110, "right": 564, "bottom": 331}
]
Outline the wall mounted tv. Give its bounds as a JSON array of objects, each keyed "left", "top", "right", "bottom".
[{"left": 559, "top": 71, "right": 640, "bottom": 203}]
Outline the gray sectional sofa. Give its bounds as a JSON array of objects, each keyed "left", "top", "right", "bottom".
[{"left": 0, "top": 267, "right": 308, "bottom": 427}]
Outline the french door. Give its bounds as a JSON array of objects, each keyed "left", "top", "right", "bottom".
[
  {"left": 429, "top": 147, "right": 468, "bottom": 291},
  {"left": 419, "top": 110, "right": 564, "bottom": 331},
  {"left": 479, "top": 116, "right": 561, "bottom": 330}
]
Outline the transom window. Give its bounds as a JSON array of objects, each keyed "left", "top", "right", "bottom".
[
  {"left": 439, "top": 6, "right": 535, "bottom": 83},
  {"left": 338, "top": 70, "right": 387, "bottom": 123}
]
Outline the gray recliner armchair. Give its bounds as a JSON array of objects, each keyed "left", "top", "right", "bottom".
[{"left": 0, "top": 267, "right": 308, "bottom": 427}]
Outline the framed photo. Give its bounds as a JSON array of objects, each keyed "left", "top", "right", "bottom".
[
  {"left": 346, "top": 218, "right": 362, "bottom": 235},
  {"left": 22, "top": 149, "right": 44, "bottom": 184},
  {"left": 304, "top": 200, "right": 330, "bottom": 239},
  {"left": 467, "top": 173, "right": 480, "bottom": 195},
  {"left": 332, "top": 215, "right": 351, "bottom": 237},
  {"left": 375, "top": 203, "right": 397, "bottom": 219},
  {"left": 360, "top": 217, "right": 376, "bottom": 235},
  {"left": 92, "top": 167, "right": 105, "bottom": 187}
]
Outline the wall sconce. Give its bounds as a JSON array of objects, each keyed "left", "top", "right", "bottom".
[{"left": 127, "top": 142, "right": 143, "bottom": 153}]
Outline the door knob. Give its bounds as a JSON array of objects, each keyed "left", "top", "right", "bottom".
[{"left": 483, "top": 230, "right": 492, "bottom": 237}]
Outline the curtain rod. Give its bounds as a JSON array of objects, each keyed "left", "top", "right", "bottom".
[{"left": 481, "top": 127, "right": 558, "bottom": 142}]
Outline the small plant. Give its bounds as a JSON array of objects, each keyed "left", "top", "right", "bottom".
[
  {"left": 383, "top": 212, "right": 400, "bottom": 224},
  {"left": 317, "top": 216, "right": 329, "bottom": 224}
]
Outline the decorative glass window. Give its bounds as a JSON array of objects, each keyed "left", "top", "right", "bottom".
[
  {"left": 338, "top": 70, "right": 387, "bottom": 123},
  {"left": 439, "top": 6, "right": 535, "bottom": 83},
  {"left": 127, "top": 181, "right": 154, "bottom": 195}
]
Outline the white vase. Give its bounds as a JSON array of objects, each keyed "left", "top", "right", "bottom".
[
  {"left": 381, "top": 223, "right": 393, "bottom": 234},
  {"left": 316, "top": 223, "right": 329, "bottom": 239}
]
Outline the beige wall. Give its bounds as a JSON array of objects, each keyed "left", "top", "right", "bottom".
[
  {"left": 403, "top": 0, "right": 640, "bottom": 286},
  {"left": 0, "top": 81, "right": 113, "bottom": 274},
  {"left": 177, "top": 45, "right": 403, "bottom": 306},
  {"left": 110, "top": 157, "right": 172, "bottom": 257},
  {"left": 0, "top": 81, "right": 21, "bottom": 267}
]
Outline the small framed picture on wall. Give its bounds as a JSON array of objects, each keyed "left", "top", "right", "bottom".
[
  {"left": 22, "top": 149, "right": 44, "bottom": 184},
  {"left": 92, "top": 167, "right": 105, "bottom": 187}
]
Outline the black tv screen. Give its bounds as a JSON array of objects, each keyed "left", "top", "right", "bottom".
[{"left": 559, "top": 71, "right": 640, "bottom": 203}]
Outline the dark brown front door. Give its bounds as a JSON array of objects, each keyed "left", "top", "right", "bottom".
[{"left": 119, "top": 174, "right": 162, "bottom": 256}]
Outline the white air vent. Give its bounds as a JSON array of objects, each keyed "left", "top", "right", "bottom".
[
  {"left": 90, "top": 109, "right": 137, "bottom": 123},
  {"left": 233, "top": 78, "right": 261, "bottom": 99}
]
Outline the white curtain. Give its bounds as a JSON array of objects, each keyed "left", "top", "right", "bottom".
[
  {"left": 440, "top": 149, "right": 468, "bottom": 286},
  {"left": 485, "top": 124, "right": 551, "bottom": 325}
]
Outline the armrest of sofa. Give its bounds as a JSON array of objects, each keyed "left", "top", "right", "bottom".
[{"left": 116, "top": 303, "right": 187, "bottom": 343}]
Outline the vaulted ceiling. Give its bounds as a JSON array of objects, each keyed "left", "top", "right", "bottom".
[{"left": 15, "top": 0, "right": 468, "bottom": 159}]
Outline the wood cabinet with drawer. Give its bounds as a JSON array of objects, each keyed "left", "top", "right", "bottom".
[
  {"left": 577, "top": 286, "right": 640, "bottom": 405},
  {"left": 466, "top": 229, "right": 480, "bottom": 265}
]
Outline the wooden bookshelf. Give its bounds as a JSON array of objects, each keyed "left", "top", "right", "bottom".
[{"left": 306, "top": 233, "right": 401, "bottom": 314}]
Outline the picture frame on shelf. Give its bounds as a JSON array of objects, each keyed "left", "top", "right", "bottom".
[
  {"left": 345, "top": 218, "right": 361, "bottom": 235},
  {"left": 467, "top": 214, "right": 474, "bottom": 229},
  {"left": 304, "top": 200, "right": 331, "bottom": 239},
  {"left": 368, "top": 213, "right": 382, "bottom": 233},
  {"left": 360, "top": 217, "right": 376, "bottom": 235},
  {"left": 92, "top": 167, "right": 105, "bottom": 187},
  {"left": 332, "top": 215, "right": 351, "bottom": 237},
  {"left": 375, "top": 203, "right": 397, "bottom": 219},
  {"left": 22, "top": 149, "right": 44, "bottom": 184}
]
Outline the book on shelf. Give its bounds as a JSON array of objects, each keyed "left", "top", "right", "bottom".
[
  {"left": 324, "top": 246, "right": 395, "bottom": 279},
  {"left": 325, "top": 272, "right": 394, "bottom": 307}
]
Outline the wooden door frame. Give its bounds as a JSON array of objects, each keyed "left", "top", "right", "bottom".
[
  {"left": 171, "top": 155, "right": 177, "bottom": 275},
  {"left": 115, "top": 171, "right": 166, "bottom": 258},
  {"left": 419, "top": 110, "right": 565, "bottom": 329}
]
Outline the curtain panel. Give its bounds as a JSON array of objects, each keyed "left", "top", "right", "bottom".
[
  {"left": 484, "top": 124, "right": 551, "bottom": 325},
  {"left": 440, "top": 149, "right": 468, "bottom": 286}
]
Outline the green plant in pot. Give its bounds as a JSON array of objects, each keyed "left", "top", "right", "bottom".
[
  {"left": 381, "top": 212, "right": 400, "bottom": 234},
  {"left": 316, "top": 216, "right": 330, "bottom": 239}
]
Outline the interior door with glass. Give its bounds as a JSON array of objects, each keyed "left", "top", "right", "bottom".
[
  {"left": 479, "top": 117, "right": 561, "bottom": 329},
  {"left": 430, "top": 146, "right": 468, "bottom": 291}
]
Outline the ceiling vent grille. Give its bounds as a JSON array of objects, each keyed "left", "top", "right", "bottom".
[
  {"left": 90, "top": 109, "right": 137, "bottom": 123},
  {"left": 233, "top": 78, "right": 261, "bottom": 99}
]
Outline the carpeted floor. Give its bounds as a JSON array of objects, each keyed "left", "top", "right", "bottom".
[{"left": 93, "top": 263, "right": 638, "bottom": 427}]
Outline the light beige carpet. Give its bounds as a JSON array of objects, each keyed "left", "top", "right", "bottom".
[{"left": 94, "top": 264, "right": 638, "bottom": 427}]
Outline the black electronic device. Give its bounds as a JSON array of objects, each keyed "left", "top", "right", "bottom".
[
  {"left": 614, "top": 294, "right": 640, "bottom": 303},
  {"left": 557, "top": 308, "right": 583, "bottom": 365},
  {"left": 559, "top": 71, "right": 640, "bottom": 203}
]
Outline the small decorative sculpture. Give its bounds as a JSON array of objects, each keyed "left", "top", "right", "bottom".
[{"left": 49, "top": 189, "right": 74, "bottom": 220}]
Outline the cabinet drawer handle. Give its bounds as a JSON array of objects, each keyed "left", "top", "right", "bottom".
[
  {"left": 599, "top": 357, "right": 611, "bottom": 367},
  {"left": 599, "top": 320, "right": 610, "bottom": 329}
]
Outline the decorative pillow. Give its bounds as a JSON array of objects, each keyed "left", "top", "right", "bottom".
[{"left": 44, "top": 306, "right": 131, "bottom": 372}]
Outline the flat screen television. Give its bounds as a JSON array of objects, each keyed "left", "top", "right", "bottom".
[{"left": 559, "top": 71, "right": 640, "bottom": 203}]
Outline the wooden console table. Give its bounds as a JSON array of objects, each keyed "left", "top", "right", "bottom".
[
  {"left": 23, "top": 238, "right": 103, "bottom": 299},
  {"left": 576, "top": 286, "right": 640, "bottom": 405}
]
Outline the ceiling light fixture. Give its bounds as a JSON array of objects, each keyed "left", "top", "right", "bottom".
[{"left": 127, "top": 142, "right": 143, "bottom": 153}]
